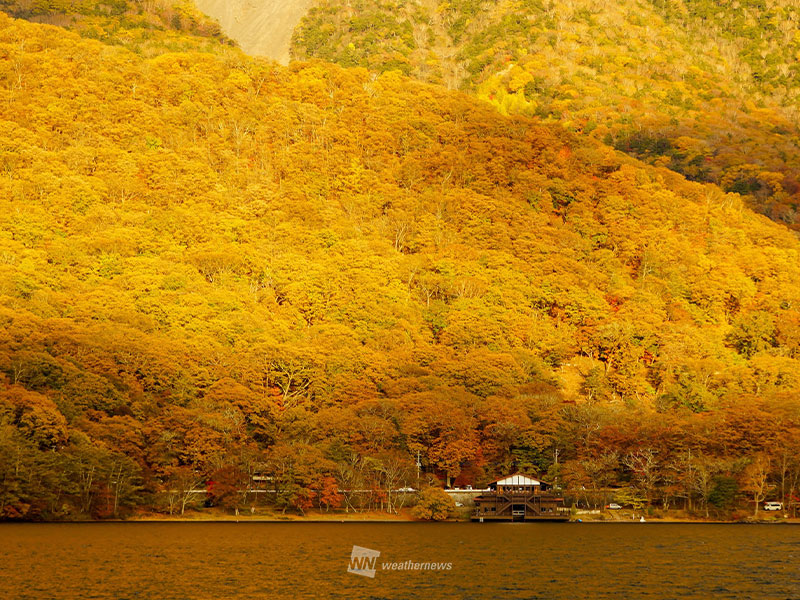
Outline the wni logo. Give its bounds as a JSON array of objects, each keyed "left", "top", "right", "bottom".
[{"left": 347, "top": 545, "right": 381, "bottom": 578}]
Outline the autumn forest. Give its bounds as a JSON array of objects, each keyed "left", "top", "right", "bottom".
[{"left": 2, "top": 0, "right": 800, "bottom": 521}]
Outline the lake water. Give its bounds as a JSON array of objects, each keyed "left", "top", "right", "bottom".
[{"left": 2, "top": 522, "right": 799, "bottom": 599}]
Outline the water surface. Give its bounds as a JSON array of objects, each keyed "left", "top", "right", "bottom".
[{"left": 2, "top": 522, "right": 799, "bottom": 599}]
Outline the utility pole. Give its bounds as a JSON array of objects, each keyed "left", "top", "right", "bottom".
[
  {"left": 554, "top": 448, "right": 560, "bottom": 489},
  {"left": 416, "top": 450, "right": 421, "bottom": 489}
]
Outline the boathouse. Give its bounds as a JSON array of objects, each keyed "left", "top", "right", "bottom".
[{"left": 472, "top": 474, "right": 569, "bottom": 522}]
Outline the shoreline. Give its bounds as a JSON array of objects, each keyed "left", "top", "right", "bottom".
[
  {"left": 3, "top": 505, "right": 797, "bottom": 525},
  {"left": 3, "top": 515, "right": 798, "bottom": 524}
]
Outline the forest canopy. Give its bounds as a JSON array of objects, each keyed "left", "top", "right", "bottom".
[{"left": 292, "top": 0, "right": 800, "bottom": 231}]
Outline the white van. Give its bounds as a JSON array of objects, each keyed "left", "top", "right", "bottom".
[{"left": 764, "top": 501, "right": 783, "bottom": 511}]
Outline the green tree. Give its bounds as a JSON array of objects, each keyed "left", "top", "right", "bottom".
[{"left": 412, "top": 487, "right": 455, "bottom": 521}]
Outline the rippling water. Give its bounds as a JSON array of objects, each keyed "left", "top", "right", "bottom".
[{"left": 2, "top": 522, "right": 800, "bottom": 599}]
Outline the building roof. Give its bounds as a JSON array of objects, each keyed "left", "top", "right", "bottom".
[{"left": 490, "top": 474, "right": 544, "bottom": 487}]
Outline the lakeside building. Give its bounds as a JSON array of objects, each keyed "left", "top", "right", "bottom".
[{"left": 472, "top": 474, "right": 569, "bottom": 522}]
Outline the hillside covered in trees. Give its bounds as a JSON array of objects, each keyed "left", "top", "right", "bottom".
[
  {"left": 2, "top": 7, "right": 800, "bottom": 520},
  {"left": 0, "top": 0, "right": 232, "bottom": 54},
  {"left": 292, "top": 0, "right": 800, "bottom": 232}
]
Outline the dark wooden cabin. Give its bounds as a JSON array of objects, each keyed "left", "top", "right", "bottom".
[{"left": 472, "top": 474, "right": 569, "bottom": 522}]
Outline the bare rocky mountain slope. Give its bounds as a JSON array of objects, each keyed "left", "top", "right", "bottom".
[{"left": 193, "top": 0, "right": 313, "bottom": 64}]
